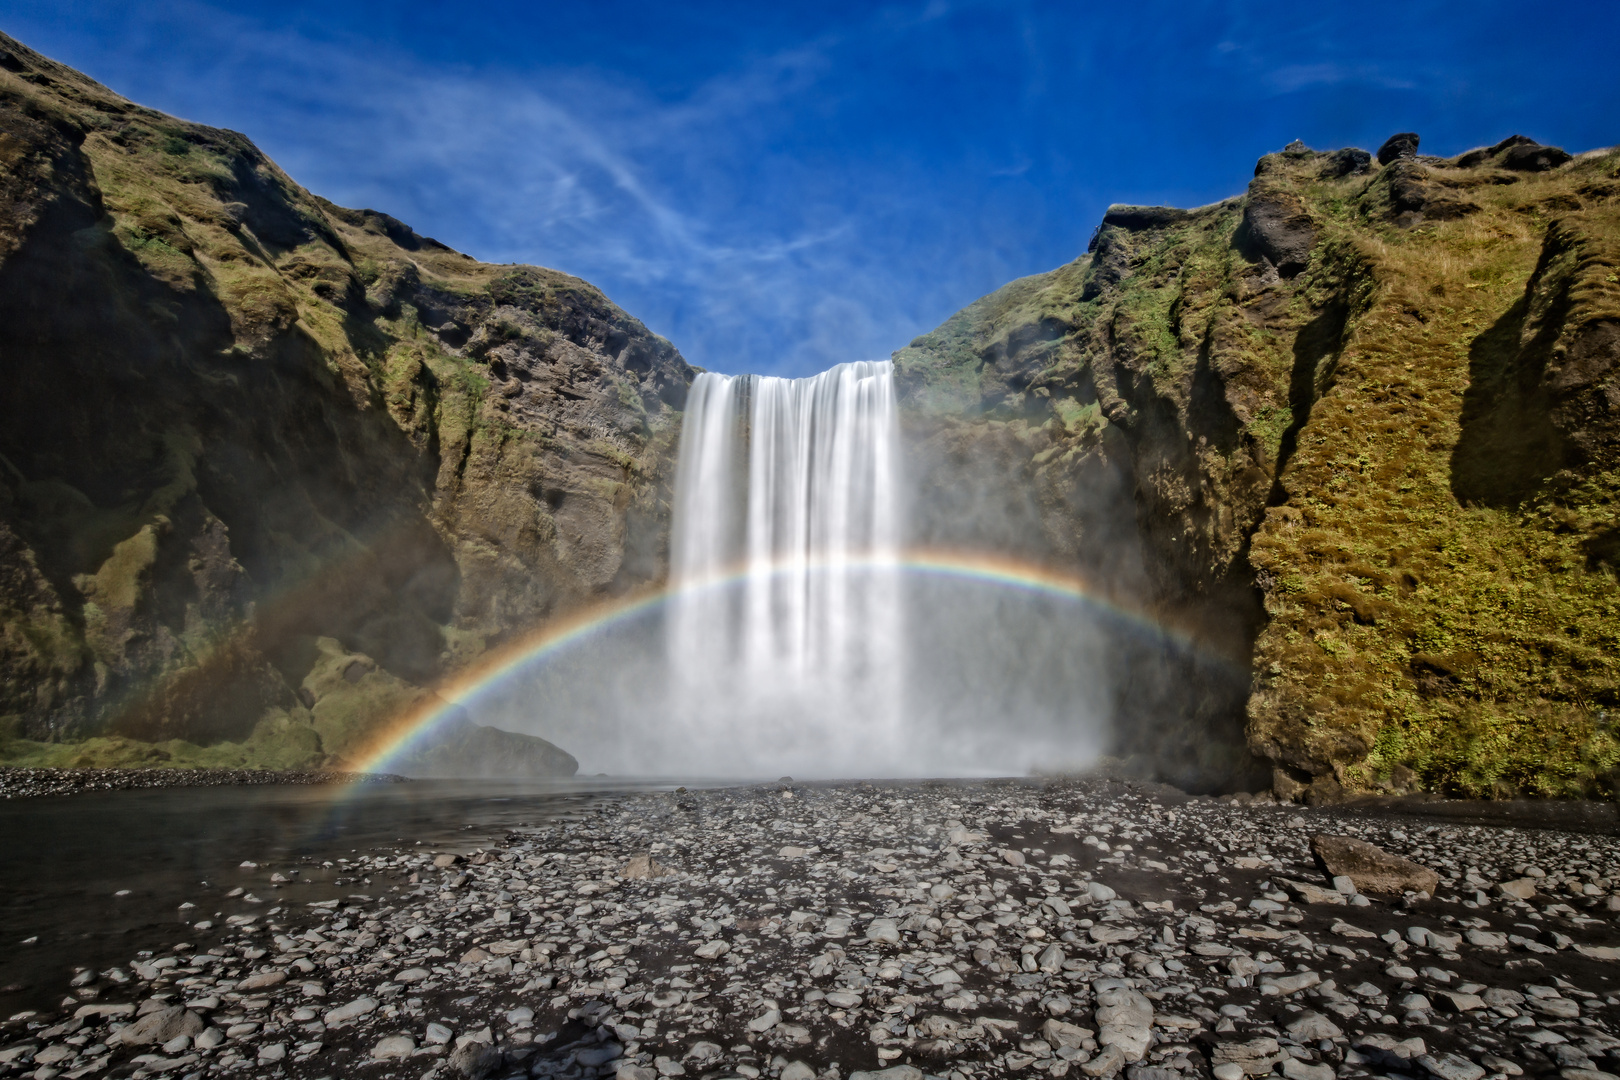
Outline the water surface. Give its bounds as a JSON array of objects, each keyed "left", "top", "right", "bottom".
[{"left": 0, "top": 778, "right": 668, "bottom": 1018}]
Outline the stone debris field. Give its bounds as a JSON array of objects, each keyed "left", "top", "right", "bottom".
[{"left": 6, "top": 778, "right": 1620, "bottom": 1080}]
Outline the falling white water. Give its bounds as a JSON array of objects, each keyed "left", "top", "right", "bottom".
[{"left": 665, "top": 360, "right": 903, "bottom": 775}]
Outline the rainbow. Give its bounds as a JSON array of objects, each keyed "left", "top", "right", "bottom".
[{"left": 344, "top": 548, "right": 1227, "bottom": 776}]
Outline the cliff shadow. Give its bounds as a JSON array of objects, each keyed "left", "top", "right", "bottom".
[
  {"left": 1450, "top": 297, "right": 1564, "bottom": 506},
  {"left": 1268, "top": 298, "right": 1348, "bottom": 501}
]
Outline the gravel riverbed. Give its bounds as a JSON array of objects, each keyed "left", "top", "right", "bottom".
[
  {"left": 6, "top": 778, "right": 1620, "bottom": 1080},
  {"left": 0, "top": 769, "right": 408, "bottom": 800}
]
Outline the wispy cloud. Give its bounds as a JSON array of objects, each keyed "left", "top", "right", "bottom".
[
  {"left": 49, "top": 1, "right": 989, "bottom": 376},
  {"left": 1266, "top": 62, "right": 1416, "bottom": 94}
]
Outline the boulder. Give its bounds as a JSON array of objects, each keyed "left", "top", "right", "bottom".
[
  {"left": 618, "top": 855, "right": 672, "bottom": 880},
  {"left": 109, "top": 1006, "right": 204, "bottom": 1047},
  {"left": 1500, "top": 142, "right": 1572, "bottom": 171},
  {"left": 1094, "top": 985, "right": 1154, "bottom": 1061},
  {"left": 1378, "top": 132, "right": 1420, "bottom": 165},
  {"left": 1311, "top": 835, "right": 1439, "bottom": 896},
  {"left": 1456, "top": 134, "right": 1571, "bottom": 172},
  {"left": 450, "top": 1040, "right": 502, "bottom": 1079},
  {"left": 1210, "top": 1037, "right": 1283, "bottom": 1077},
  {"left": 1321, "top": 147, "right": 1373, "bottom": 178}
]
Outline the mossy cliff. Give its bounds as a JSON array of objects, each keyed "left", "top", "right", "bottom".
[
  {"left": 897, "top": 135, "right": 1620, "bottom": 799},
  {"left": 0, "top": 34, "right": 689, "bottom": 773}
]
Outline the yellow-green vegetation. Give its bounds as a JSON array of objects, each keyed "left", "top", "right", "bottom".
[
  {"left": 898, "top": 137, "right": 1620, "bottom": 798},
  {"left": 0, "top": 32, "right": 689, "bottom": 773}
]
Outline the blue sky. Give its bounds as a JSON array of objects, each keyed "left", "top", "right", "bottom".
[{"left": 6, "top": 1, "right": 1618, "bottom": 376}]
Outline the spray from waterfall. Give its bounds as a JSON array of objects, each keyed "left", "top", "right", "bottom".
[{"left": 666, "top": 361, "right": 903, "bottom": 774}]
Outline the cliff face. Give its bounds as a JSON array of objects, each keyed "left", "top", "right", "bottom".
[
  {"left": 0, "top": 34, "right": 690, "bottom": 771},
  {"left": 898, "top": 136, "right": 1620, "bottom": 798}
]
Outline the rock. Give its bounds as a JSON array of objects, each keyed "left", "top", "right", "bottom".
[
  {"left": 433, "top": 853, "right": 462, "bottom": 869},
  {"left": 748, "top": 1009, "right": 781, "bottom": 1033},
  {"left": 1528, "top": 996, "right": 1582, "bottom": 1019},
  {"left": 1465, "top": 929, "right": 1508, "bottom": 948},
  {"left": 373, "top": 1034, "right": 416, "bottom": 1060},
  {"left": 1260, "top": 971, "right": 1320, "bottom": 996},
  {"left": 1497, "top": 878, "right": 1538, "bottom": 900},
  {"left": 617, "top": 1067, "right": 657, "bottom": 1080},
  {"left": 1095, "top": 985, "right": 1154, "bottom": 1061},
  {"left": 1378, "top": 132, "right": 1420, "bottom": 165},
  {"left": 1086, "top": 881, "right": 1117, "bottom": 903},
  {"left": 395, "top": 967, "right": 429, "bottom": 983},
  {"left": 1278, "top": 878, "right": 1345, "bottom": 905},
  {"left": 1244, "top": 190, "right": 1317, "bottom": 277},
  {"left": 259, "top": 1042, "right": 287, "bottom": 1062},
  {"left": 1089, "top": 925, "right": 1140, "bottom": 945},
  {"left": 1001, "top": 849, "right": 1027, "bottom": 867},
  {"left": 1416, "top": 1053, "right": 1486, "bottom": 1080},
  {"left": 235, "top": 970, "right": 287, "bottom": 990},
  {"left": 1286, "top": 1013, "right": 1342, "bottom": 1042},
  {"left": 1575, "top": 944, "right": 1620, "bottom": 960},
  {"left": 1312, "top": 835, "right": 1439, "bottom": 896},
  {"left": 849, "top": 1068, "right": 924, "bottom": 1080},
  {"left": 825, "top": 991, "right": 862, "bottom": 1008},
  {"left": 1353, "top": 1034, "right": 1427, "bottom": 1069},
  {"left": 450, "top": 1040, "right": 501, "bottom": 1079},
  {"left": 323, "top": 996, "right": 378, "bottom": 1026},
  {"left": 619, "top": 855, "right": 672, "bottom": 880},
  {"left": 694, "top": 940, "right": 730, "bottom": 960},
  {"left": 1282, "top": 1060, "right": 1335, "bottom": 1080},
  {"left": 1043, "top": 1019, "right": 1094, "bottom": 1049},
  {"left": 110, "top": 1006, "right": 204, "bottom": 1047},
  {"left": 1436, "top": 991, "right": 1486, "bottom": 1013},
  {"left": 866, "top": 918, "right": 901, "bottom": 945},
  {"left": 1210, "top": 1038, "right": 1283, "bottom": 1077},
  {"left": 1322, "top": 148, "right": 1373, "bottom": 178},
  {"left": 425, "top": 1022, "right": 454, "bottom": 1045},
  {"left": 1213, "top": 1066, "right": 1246, "bottom": 1080},
  {"left": 781, "top": 1063, "right": 815, "bottom": 1080},
  {"left": 1500, "top": 142, "right": 1572, "bottom": 172},
  {"left": 1081, "top": 1045, "right": 1126, "bottom": 1078}
]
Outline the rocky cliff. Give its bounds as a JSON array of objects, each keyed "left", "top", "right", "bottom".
[
  {"left": 0, "top": 33, "right": 690, "bottom": 774},
  {"left": 897, "top": 134, "right": 1620, "bottom": 799}
]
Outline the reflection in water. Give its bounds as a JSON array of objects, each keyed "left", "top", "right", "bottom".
[{"left": 0, "top": 779, "right": 665, "bottom": 1016}]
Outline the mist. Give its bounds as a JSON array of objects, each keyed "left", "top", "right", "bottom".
[{"left": 464, "top": 361, "right": 1124, "bottom": 779}]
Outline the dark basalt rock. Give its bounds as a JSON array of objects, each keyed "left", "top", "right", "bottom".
[
  {"left": 1455, "top": 134, "right": 1571, "bottom": 172},
  {"left": 1321, "top": 147, "right": 1372, "bottom": 178},
  {"left": 1101, "top": 205, "right": 1195, "bottom": 230},
  {"left": 1377, "top": 132, "right": 1420, "bottom": 165},
  {"left": 1385, "top": 160, "right": 1479, "bottom": 225},
  {"left": 1243, "top": 189, "right": 1317, "bottom": 276},
  {"left": 1501, "top": 141, "right": 1573, "bottom": 172}
]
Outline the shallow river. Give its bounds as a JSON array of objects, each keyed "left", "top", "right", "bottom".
[{"left": 0, "top": 778, "right": 675, "bottom": 1019}]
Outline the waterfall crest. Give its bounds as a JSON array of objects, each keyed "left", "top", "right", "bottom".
[{"left": 666, "top": 361, "right": 902, "bottom": 774}]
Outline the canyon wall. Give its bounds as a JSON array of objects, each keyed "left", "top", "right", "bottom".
[
  {"left": 0, "top": 34, "right": 689, "bottom": 771},
  {"left": 897, "top": 135, "right": 1620, "bottom": 798}
]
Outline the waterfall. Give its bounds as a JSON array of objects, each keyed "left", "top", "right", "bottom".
[{"left": 666, "top": 360, "right": 902, "bottom": 775}]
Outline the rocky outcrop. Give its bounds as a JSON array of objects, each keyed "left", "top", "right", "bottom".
[
  {"left": 897, "top": 132, "right": 1620, "bottom": 799},
  {"left": 0, "top": 33, "right": 690, "bottom": 771}
]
